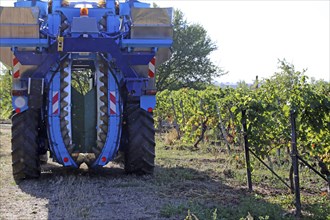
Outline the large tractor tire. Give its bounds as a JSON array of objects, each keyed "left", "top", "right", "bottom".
[
  {"left": 11, "top": 110, "right": 41, "bottom": 181},
  {"left": 124, "top": 103, "right": 155, "bottom": 175}
]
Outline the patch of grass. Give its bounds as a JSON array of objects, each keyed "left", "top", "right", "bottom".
[
  {"left": 160, "top": 201, "right": 219, "bottom": 219},
  {"left": 160, "top": 199, "right": 292, "bottom": 220},
  {"left": 234, "top": 196, "right": 292, "bottom": 220},
  {"left": 155, "top": 166, "right": 207, "bottom": 185},
  {"left": 160, "top": 203, "right": 186, "bottom": 218},
  {"left": 184, "top": 202, "right": 219, "bottom": 220},
  {"left": 266, "top": 193, "right": 330, "bottom": 219},
  {"left": 267, "top": 194, "right": 294, "bottom": 209},
  {"left": 155, "top": 135, "right": 330, "bottom": 220},
  {"left": 300, "top": 194, "right": 330, "bottom": 219}
]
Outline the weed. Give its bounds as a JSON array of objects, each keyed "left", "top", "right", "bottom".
[
  {"left": 160, "top": 203, "right": 186, "bottom": 218},
  {"left": 240, "top": 212, "right": 270, "bottom": 220},
  {"left": 212, "top": 208, "right": 217, "bottom": 220},
  {"left": 184, "top": 209, "right": 199, "bottom": 220}
]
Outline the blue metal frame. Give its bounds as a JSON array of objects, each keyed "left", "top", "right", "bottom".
[
  {"left": 56, "top": 8, "right": 114, "bottom": 23},
  {"left": 125, "top": 78, "right": 148, "bottom": 97},
  {"left": 47, "top": 72, "right": 77, "bottom": 167},
  {"left": 92, "top": 65, "right": 122, "bottom": 167},
  {"left": 0, "top": 38, "right": 172, "bottom": 50},
  {"left": 60, "top": 37, "right": 157, "bottom": 78},
  {"left": 0, "top": 0, "right": 173, "bottom": 168},
  {"left": 14, "top": 0, "right": 48, "bottom": 17},
  {"left": 0, "top": 39, "right": 49, "bottom": 48},
  {"left": 121, "top": 39, "right": 173, "bottom": 48}
]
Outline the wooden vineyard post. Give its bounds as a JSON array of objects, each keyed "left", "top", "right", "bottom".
[
  {"left": 200, "top": 99, "right": 204, "bottom": 143},
  {"left": 290, "top": 110, "right": 301, "bottom": 217},
  {"left": 193, "top": 99, "right": 208, "bottom": 148},
  {"left": 216, "top": 103, "right": 231, "bottom": 154},
  {"left": 241, "top": 110, "right": 252, "bottom": 191},
  {"left": 179, "top": 100, "right": 185, "bottom": 125}
]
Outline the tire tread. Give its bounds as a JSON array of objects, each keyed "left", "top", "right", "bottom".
[
  {"left": 11, "top": 110, "right": 41, "bottom": 181},
  {"left": 124, "top": 103, "right": 155, "bottom": 175}
]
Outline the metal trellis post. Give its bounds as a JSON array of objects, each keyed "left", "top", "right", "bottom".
[
  {"left": 242, "top": 109, "right": 252, "bottom": 191},
  {"left": 290, "top": 110, "right": 301, "bottom": 217}
]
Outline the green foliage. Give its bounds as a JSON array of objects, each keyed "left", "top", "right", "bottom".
[
  {"left": 156, "top": 9, "right": 225, "bottom": 91},
  {"left": 0, "top": 70, "right": 12, "bottom": 119},
  {"left": 71, "top": 70, "right": 92, "bottom": 95},
  {"left": 155, "top": 59, "right": 330, "bottom": 167}
]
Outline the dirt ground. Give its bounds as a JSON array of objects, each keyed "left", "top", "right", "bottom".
[
  {"left": 0, "top": 124, "right": 185, "bottom": 220},
  {"left": 1, "top": 123, "right": 328, "bottom": 220}
]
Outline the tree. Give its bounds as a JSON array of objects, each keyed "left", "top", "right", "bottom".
[
  {"left": 156, "top": 10, "right": 225, "bottom": 91},
  {"left": 0, "top": 69, "right": 12, "bottom": 119}
]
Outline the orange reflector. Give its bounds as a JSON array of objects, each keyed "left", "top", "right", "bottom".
[
  {"left": 147, "top": 107, "right": 153, "bottom": 113},
  {"left": 80, "top": 7, "right": 88, "bottom": 16},
  {"left": 101, "top": 156, "right": 106, "bottom": 162},
  {"left": 63, "top": 157, "right": 69, "bottom": 163}
]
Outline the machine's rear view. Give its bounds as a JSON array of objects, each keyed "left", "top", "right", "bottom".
[{"left": 0, "top": 0, "right": 173, "bottom": 180}]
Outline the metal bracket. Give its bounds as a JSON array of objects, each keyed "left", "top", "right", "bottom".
[
  {"left": 57, "top": 36, "right": 64, "bottom": 51},
  {"left": 125, "top": 78, "right": 148, "bottom": 97},
  {"left": 28, "top": 78, "right": 44, "bottom": 109}
]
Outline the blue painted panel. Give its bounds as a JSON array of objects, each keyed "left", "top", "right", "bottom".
[
  {"left": 119, "top": 2, "right": 130, "bottom": 16},
  {"left": 105, "top": 0, "right": 115, "bottom": 10},
  {"left": 48, "top": 14, "right": 62, "bottom": 36},
  {"left": 133, "top": 2, "right": 150, "bottom": 8},
  {"left": 140, "top": 95, "right": 156, "bottom": 111},
  {"left": 51, "top": 0, "right": 61, "bottom": 12},
  {"left": 62, "top": 38, "right": 114, "bottom": 52},
  {"left": 107, "top": 15, "right": 120, "bottom": 33},
  {"left": 12, "top": 96, "right": 29, "bottom": 113}
]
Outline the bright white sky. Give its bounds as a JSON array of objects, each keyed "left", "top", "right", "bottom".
[
  {"left": 153, "top": 0, "right": 330, "bottom": 83},
  {"left": 1, "top": 0, "right": 329, "bottom": 83}
]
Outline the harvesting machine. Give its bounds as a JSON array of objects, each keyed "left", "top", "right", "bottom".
[{"left": 0, "top": 0, "right": 173, "bottom": 180}]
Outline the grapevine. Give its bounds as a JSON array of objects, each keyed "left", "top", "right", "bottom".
[{"left": 155, "top": 61, "right": 330, "bottom": 170}]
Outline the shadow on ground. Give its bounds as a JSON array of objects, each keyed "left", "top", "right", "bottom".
[{"left": 17, "top": 163, "right": 292, "bottom": 220}]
